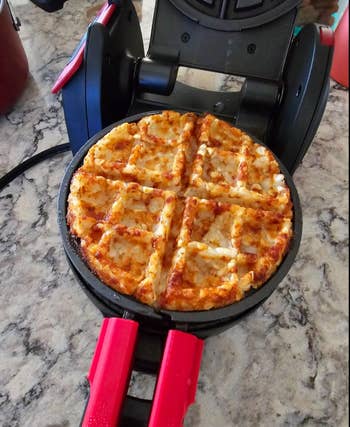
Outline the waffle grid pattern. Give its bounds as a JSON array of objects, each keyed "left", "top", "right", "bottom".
[{"left": 67, "top": 111, "right": 293, "bottom": 311}]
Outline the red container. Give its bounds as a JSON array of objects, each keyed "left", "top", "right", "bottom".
[
  {"left": 0, "top": 0, "right": 29, "bottom": 114},
  {"left": 330, "top": 6, "right": 349, "bottom": 88}
]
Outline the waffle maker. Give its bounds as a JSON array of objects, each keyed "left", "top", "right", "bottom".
[
  {"left": 48, "top": 1, "right": 334, "bottom": 426},
  {"left": 57, "top": 109, "right": 302, "bottom": 426}
]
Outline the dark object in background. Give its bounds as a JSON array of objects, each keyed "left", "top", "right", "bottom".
[
  {"left": 29, "top": 0, "right": 66, "bottom": 12},
  {"left": 30, "top": 0, "right": 340, "bottom": 25},
  {"left": 0, "top": 0, "right": 29, "bottom": 114}
]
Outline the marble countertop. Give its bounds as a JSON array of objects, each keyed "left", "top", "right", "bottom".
[{"left": 0, "top": 1, "right": 348, "bottom": 426}]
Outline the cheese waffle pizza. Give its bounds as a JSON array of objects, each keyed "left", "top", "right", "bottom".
[{"left": 67, "top": 111, "right": 293, "bottom": 311}]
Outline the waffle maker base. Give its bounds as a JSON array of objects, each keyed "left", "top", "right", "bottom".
[{"left": 58, "top": 112, "right": 302, "bottom": 372}]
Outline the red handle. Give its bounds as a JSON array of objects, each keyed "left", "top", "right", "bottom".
[
  {"left": 148, "top": 330, "right": 204, "bottom": 427},
  {"left": 82, "top": 321, "right": 203, "bottom": 427},
  {"left": 82, "top": 318, "right": 138, "bottom": 427},
  {"left": 330, "top": 7, "right": 349, "bottom": 88},
  {"left": 319, "top": 25, "right": 335, "bottom": 47}
]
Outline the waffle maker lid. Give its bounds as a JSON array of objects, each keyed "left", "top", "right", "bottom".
[{"left": 53, "top": 0, "right": 334, "bottom": 177}]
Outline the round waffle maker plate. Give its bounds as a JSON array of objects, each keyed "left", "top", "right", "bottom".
[{"left": 58, "top": 111, "right": 302, "bottom": 336}]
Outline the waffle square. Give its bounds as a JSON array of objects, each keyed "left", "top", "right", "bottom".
[
  {"left": 67, "top": 111, "right": 293, "bottom": 311},
  {"left": 67, "top": 171, "right": 124, "bottom": 240},
  {"left": 197, "top": 113, "right": 246, "bottom": 152},
  {"left": 122, "top": 138, "right": 186, "bottom": 190},
  {"left": 82, "top": 225, "right": 155, "bottom": 296},
  {"left": 82, "top": 123, "right": 138, "bottom": 180}
]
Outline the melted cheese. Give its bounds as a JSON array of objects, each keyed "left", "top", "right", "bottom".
[{"left": 67, "top": 111, "right": 293, "bottom": 311}]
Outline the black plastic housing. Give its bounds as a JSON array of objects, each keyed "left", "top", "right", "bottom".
[
  {"left": 62, "top": 0, "right": 144, "bottom": 155},
  {"left": 268, "top": 24, "right": 334, "bottom": 173},
  {"left": 149, "top": 0, "right": 298, "bottom": 80},
  {"left": 29, "top": 0, "right": 66, "bottom": 12}
]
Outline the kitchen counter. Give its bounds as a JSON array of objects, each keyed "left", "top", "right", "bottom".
[{"left": 0, "top": 1, "right": 348, "bottom": 426}]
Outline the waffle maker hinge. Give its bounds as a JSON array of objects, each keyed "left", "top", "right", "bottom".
[
  {"left": 132, "top": 0, "right": 297, "bottom": 141},
  {"left": 59, "top": 0, "right": 334, "bottom": 174}
]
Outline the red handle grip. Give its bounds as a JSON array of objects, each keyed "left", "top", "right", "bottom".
[
  {"left": 82, "top": 318, "right": 138, "bottom": 427},
  {"left": 148, "top": 330, "right": 204, "bottom": 427}
]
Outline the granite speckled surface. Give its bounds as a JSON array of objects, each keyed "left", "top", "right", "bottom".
[{"left": 0, "top": 1, "right": 348, "bottom": 426}]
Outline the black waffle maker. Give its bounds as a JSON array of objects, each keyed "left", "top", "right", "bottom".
[
  {"left": 52, "top": 0, "right": 335, "bottom": 364},
  {"left": 47, "top": 1, "right": 334, "bottom": 425}
]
